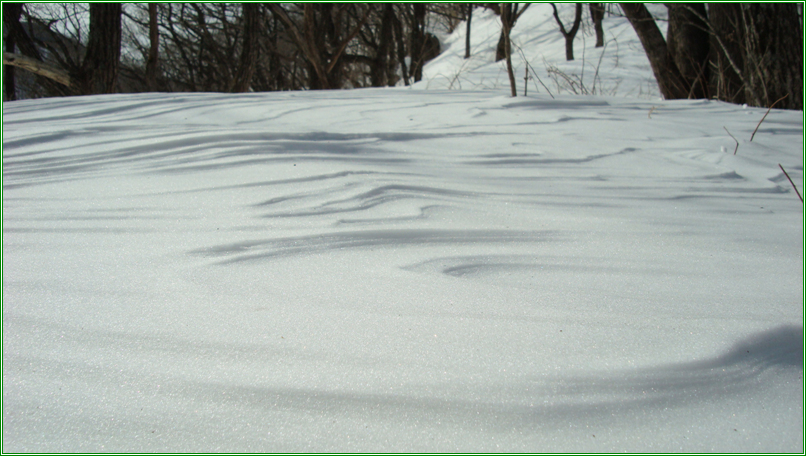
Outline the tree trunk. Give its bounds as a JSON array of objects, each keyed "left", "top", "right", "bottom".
[
  {"left": 392, "top": 6, "right": 410, "bottom": 86},
  {"left": 708, "top": 4, "right": 745, "bottom": 104},
  {"left": 502, "top": 4, "right": 517, "bottom": 97},
  {"left": 465, "top": 4, "right": 473, "bottom": 59},
  {"left": 590, "top": 3, "right": 605, "bottom": 48},
  {"left": 3, "top": 3, "right": 22, "bottom": 100},
  {"left": 270, "top": 4, "right": 370, "bottom": 90},
  {"left": 622, "top": 3, "right": 802, "bottom": 109},
  {"left": 495, "top": 2, "right": 511, "bottom": 62},
  {"left": 269, "top": 14, "right": 285, "bottom": 91},
  {"left": 145, "top": 3, "right": 160, "bottom": 91},
  {"left": 411, "top": 4, "right": 427, "bottom": 82},
  {"left": 268, "top": 4, "right": 329, "bottom": 89},
  {"left": 619, "top": 3, "right": 689, "bottom": 99},
  {"left": 77, "top": 4, "right": 122, "bottom": 95},
  {"left": 304, "top": 5, "right": 331, "bottom": 89},
  {"left": 667, "top": 4, "right": 709, "bottom": 99},
  {"left": 494, "top": 4, "right": 528, "bottom": 62},
  {"left": 564, "top": 36, "right": 574, "bottom": 61},
  {"left": 231, "top": 3, "right": 260, "bottom": 92},
  {"left": 371, "top": 4, "right": 395, "bottom": 87},
  {"left": 740, "top": 4, "right": 803, "bottom": 110},
  {"left": 551, "top": 3, "right": 583, "bottom": 61}
]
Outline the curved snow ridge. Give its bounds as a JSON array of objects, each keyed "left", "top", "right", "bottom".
[
  {"left": 403, "top": 254, "right": 671, "bottom": 279},
  {"left": 3, "top": 128, "right": 428, "bottom": 185},
  {"left": 695, "top": 324, "right": 803, "bottom": 370},
  {"left": 465, "top": 147, "right": 638, "bottom": 166},
  {"left": 191, "top": 229, "right": 560, "bottom": 264},
  {"left": 256, "top": 184, "right": 482, "bottom": 219},
  {"left": 539, "top": 325, "right": 803, "bottom": 407},
  {"left": 182, "top": 171, "right": 385, "bottom": 194}
]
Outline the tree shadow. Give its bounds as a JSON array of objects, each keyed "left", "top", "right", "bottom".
[
  {"left": 6, "top": 313, "right": 802, "bottom": 443},
  {"left": 552, "top": 325, "right": 802, "bottom": 404}
]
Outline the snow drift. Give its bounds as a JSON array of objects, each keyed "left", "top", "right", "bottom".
[{"left": 3, "top": 5, "right": 803, "bottom": 453}]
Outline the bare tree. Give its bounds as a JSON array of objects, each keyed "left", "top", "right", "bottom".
[
  {"left": 622, "top": 3, "right": 802, "bottom": 109},
  {"left": 739, "top": 4, "right": 802, "bottom": 110},
  {"left": 619, "top": 3, "right": 690, "bottom": 99},
  {"left": 428, "top": 3, "right": 467, "bottom": 33},
  {"left": 589, "top": 3, "right": 605, "bottom": 48},
  {"left": 410, "top": 3, "right": 427, "bottom": 82},
  {"left": 129, "top": 4, "right": 265, "bottom": 92},
  {"left": 392, "top": 7, "right": 410, "bottom": 86},
  {"left": 3, "top": 3, "right": 23, "bottom": 100},
  {"left": 366, "top": 4, "right": 397, "bottom": 87},
  {"left": 666, "top": 4, "right": 709, "bottom": 99},
  {"left": 708, "top": 4, "right": 745, "bottom": 104},
  {"left": 494, "top": 3, "right": 529, "bottom": 62},
  {"left": 230, "top": 3, "right": 260, "bottom": 92},
  {"left": 501, "top": 3, "right": 518, "bottom": 97},
  {"left": 3, "top": 3, "right": 71, "bottom": 98},
  {"left": 76, "top": 3, "right": 122, "bottom": 95},
  {"left": 465, "top": 4, "right": 473, "bottom": 59},
  {"left": 269, "top": 4, "right": 372, "bottom": 89},
  {"left": 352, "top": 3, "right": 399, "bottom": 87},
  {"left": 6, "top": 2, "right": 455, "bottom": 96},
  {"left": 145, "top": 3, "right": 160, "bottom": 91},
  {"left": 551, "top": 3, "right": 583, "bottom": 61}
]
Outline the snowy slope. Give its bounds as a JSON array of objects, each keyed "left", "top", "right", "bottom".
[
  {"left": 417, "top": 4, "right": 663, "bottom": 98},
  {"left": 3, "top": 6, "right": 804, "bottom": 454}
]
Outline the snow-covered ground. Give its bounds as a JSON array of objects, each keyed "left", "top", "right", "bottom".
[
  {"left": 3, "top": 5, "right": 803, "bottom": 453},
  {"left": 419, "top": 4, "right": 664, "bottom": 98}
]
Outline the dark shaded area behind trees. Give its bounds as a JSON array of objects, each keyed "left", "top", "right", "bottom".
[
  {"left": 3, "top": 3, "right": 802, "bottom": 110},
  {"left": 3, "top": 3, "right": 452, "bottom": 97},
  {"left": 620, "top": 3, "right": 802, "bottom": 110}
]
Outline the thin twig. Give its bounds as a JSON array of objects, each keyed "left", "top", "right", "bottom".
[
  {"left": 590, "top": 39, "right": 608, "bottom": 95},
  {"left": 750, "top": 94, "right": 789, "bottom": 142},
  {"left": 523, "top": 66, "right": 529, "bottom": 96},
  {"left": 723, "top": 126, "right": 739, "bottom": 155},
  {"left": 514, "top": 44, "right": 554, "bottom": 99},
  {"left": 580, "top": 32, "right": 585, "bottom": 89},
  {"left": 448, "top": 58, "right": 469, "bottom": 90},
  {"left": 679, "top": 5, "right": 749, "bottom": 95},
  {"left": 779, "top": 164, "right": 803, "bottom": 203}
]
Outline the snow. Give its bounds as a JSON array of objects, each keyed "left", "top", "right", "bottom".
[
  {"left": 418, "top": 4, "right": 664, "bottom": 98},
  {"left": 3, "top": 5, "right": 803, "bottom": 453}
]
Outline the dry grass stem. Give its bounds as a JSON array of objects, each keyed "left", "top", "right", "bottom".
[
  {"left": 778, "top": 164, "right": 803, "bottom": 203},
  {"left": 723, "top": 127, "right": 739, "bottom": 155},
  {"left": 750, "top": 94, "right": 789, "bottom": 142}
]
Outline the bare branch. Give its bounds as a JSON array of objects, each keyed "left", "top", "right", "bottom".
[
  {"left": 326, "top": 5, "right": 373, "bottom": 74},
  {"left": 779, "top": 164, "right": 803, "bottom": 203},
  {"left": 3, "top": 51, "right": 71, "bottom": 87},
  {"left": 723, "top": 126, "right": 739, "bottom": 155},
  {"left": 750, "top": 94, "right": 789, "bottom": 141},
  {"left": 679, "top": 5, "right": 745, "bottom": 85}
]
